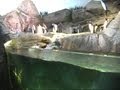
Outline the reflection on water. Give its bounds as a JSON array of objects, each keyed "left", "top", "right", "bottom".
[
  {"left": 6, "top": 48, "right": 120, "bottom": 89},
  {"left": 7, "top": 52, "right": 120, "bottom": 89},
  {"left": 8, "top": 48, "right": 120, "bottom": 73}
]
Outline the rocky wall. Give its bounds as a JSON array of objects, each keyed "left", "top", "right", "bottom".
[
  {"left": 43, "top": 9, "right": 71, "bottom": 24},
  {"left": 61, "top": 11, "right": 120, "bottom": 53}
]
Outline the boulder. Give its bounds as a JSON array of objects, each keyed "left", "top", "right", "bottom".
[
  {"left": 4, "top": 11, "right": 23, "bottom": 31},
  {"left": 85, "top": 0, "right": 119, "bottom": 15},
  {"left": 17, "top": 0, "right": 39, "bottom": 17},
  {"left": 85, "top": 0, "right": 106, "bottom": 16},
  {"left": 86, "top": 0, "right": 103, "bottom": 10},
  {"left": 4, "top": 0, "right": 41, "bottom": 34}
]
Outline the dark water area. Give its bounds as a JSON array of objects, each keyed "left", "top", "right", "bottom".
[{"left": 6, "top": 50, "right": 120, "bottom": 90}]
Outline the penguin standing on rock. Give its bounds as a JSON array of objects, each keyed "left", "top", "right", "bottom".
[
  {"left": 103, "top": 18, "right": 109, "bottom": 30},
  {"left": 94, "top": 24, "right": 98, "bottom": 33},
  {"left": 36, "top": 24, "right": 44, "bottom": 35},
  {"left": 52, "top": 23, "right": 58, "bottom": 33},
  {"left": 88, "top": 21, "right": 94, "bottom": 33}
]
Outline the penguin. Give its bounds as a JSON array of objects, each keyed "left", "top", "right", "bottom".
[
  {"left": 94, "top": 24, "right": 98, "bottom": 33},
  {"left": 42, "top": 23, "right": 47, "bottom": 34},
  {"left": 88, "top": 21, "right": 94, "bottom": 33},
  {"left": 97, "top": 24, "right": 104, "bottom": 32},
  {"left": 36, "top": 24, "right": 44, "bottom": 35},
  {"left": 103, "top": 18, "right": 109, "bottom": 30},
  {"left": 52, "top": 23, "right": 58, "bottom": 33},
  {"left": 106, "top": 17, "right": 115, "bottom": 27},
  {"left": 32, "top": 25, "right": 36, "bottom": 34},
  {"left": 100, "top": 26, "right": 104, "bottom": 32}
]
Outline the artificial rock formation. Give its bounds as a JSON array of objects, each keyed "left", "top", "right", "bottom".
[
  {"left": 43, "top": 9, "right": 71, "bottom": 24},
  {"left": 72, "top": 9, "right": 94, "bottom": 22},
  {"left": 61, "top": 11, "right": 120, "bottom": 53},
  {"left": 17, "top": 0, "right": 39, "bottom": 17},
  {"left": 4, "top": 0, "right": 40, "bottom": 33},
  {"left": 61, "top": 33, "right": 111, "bottom": 53}
]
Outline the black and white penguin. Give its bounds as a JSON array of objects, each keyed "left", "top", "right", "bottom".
[
  {"left": 94, "top": 24, "right": 98, "bottom": 33},
  {"left": 52, "top": 23, "right": 58, "bottom": 33},
  {"left": 103, "top": 18, "right": 109, "bottom": 30},
  {"left": 88, "top": 21, "right": 94, "bottom": 33}
]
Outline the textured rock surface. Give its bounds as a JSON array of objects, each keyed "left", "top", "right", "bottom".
[
  {"left": 43, "top": 9, "right": 71, "bottom": 24},
  {"left": 86, "top": 0, "right": 103, "bottom": 10},
  {"left": 61, "top": 33, "right": 112, "bottom": 53},
  {"left": 61, "top": 11, "right": 120, "bottom": 53},
  {"left": 4, "top": 0, "right": 40, "bottom": 33},
  {"left": 103, "top": 12, "right": 120, "bottom": 37},
  {"left": 17, "top": 0, "right": 39, "bottom": 17},
  {"left": 4, "top": 11, "right": 23, "bottom": 31},
  {"left": 72, "top": 9, "right": 93, "bottom": 22}
]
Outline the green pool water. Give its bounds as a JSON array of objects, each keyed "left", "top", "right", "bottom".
[{"left": 5, "top": 48, "right": 120, "bottom": 90}]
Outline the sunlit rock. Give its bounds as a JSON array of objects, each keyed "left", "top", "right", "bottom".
[
  {"left": 4, "top": 11, "right": 22, "bottom": 31},
  {"left": 103, "top": 12, "right": 120, "bottom": 37},
  {"left": 86, "top": 0, "right": 103, "bottom": 10},
  {"left": 4, "top": 0, "right": 41, "bottom": 37},
  {"left": 17, "top": 0, "right": 40, "bottom": 25},
  {"left": 17, "top": 0, "right": 39, "bottom": 17},
  {"left": 7, "top": 33, "right": 51, "bottom": 50}
]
